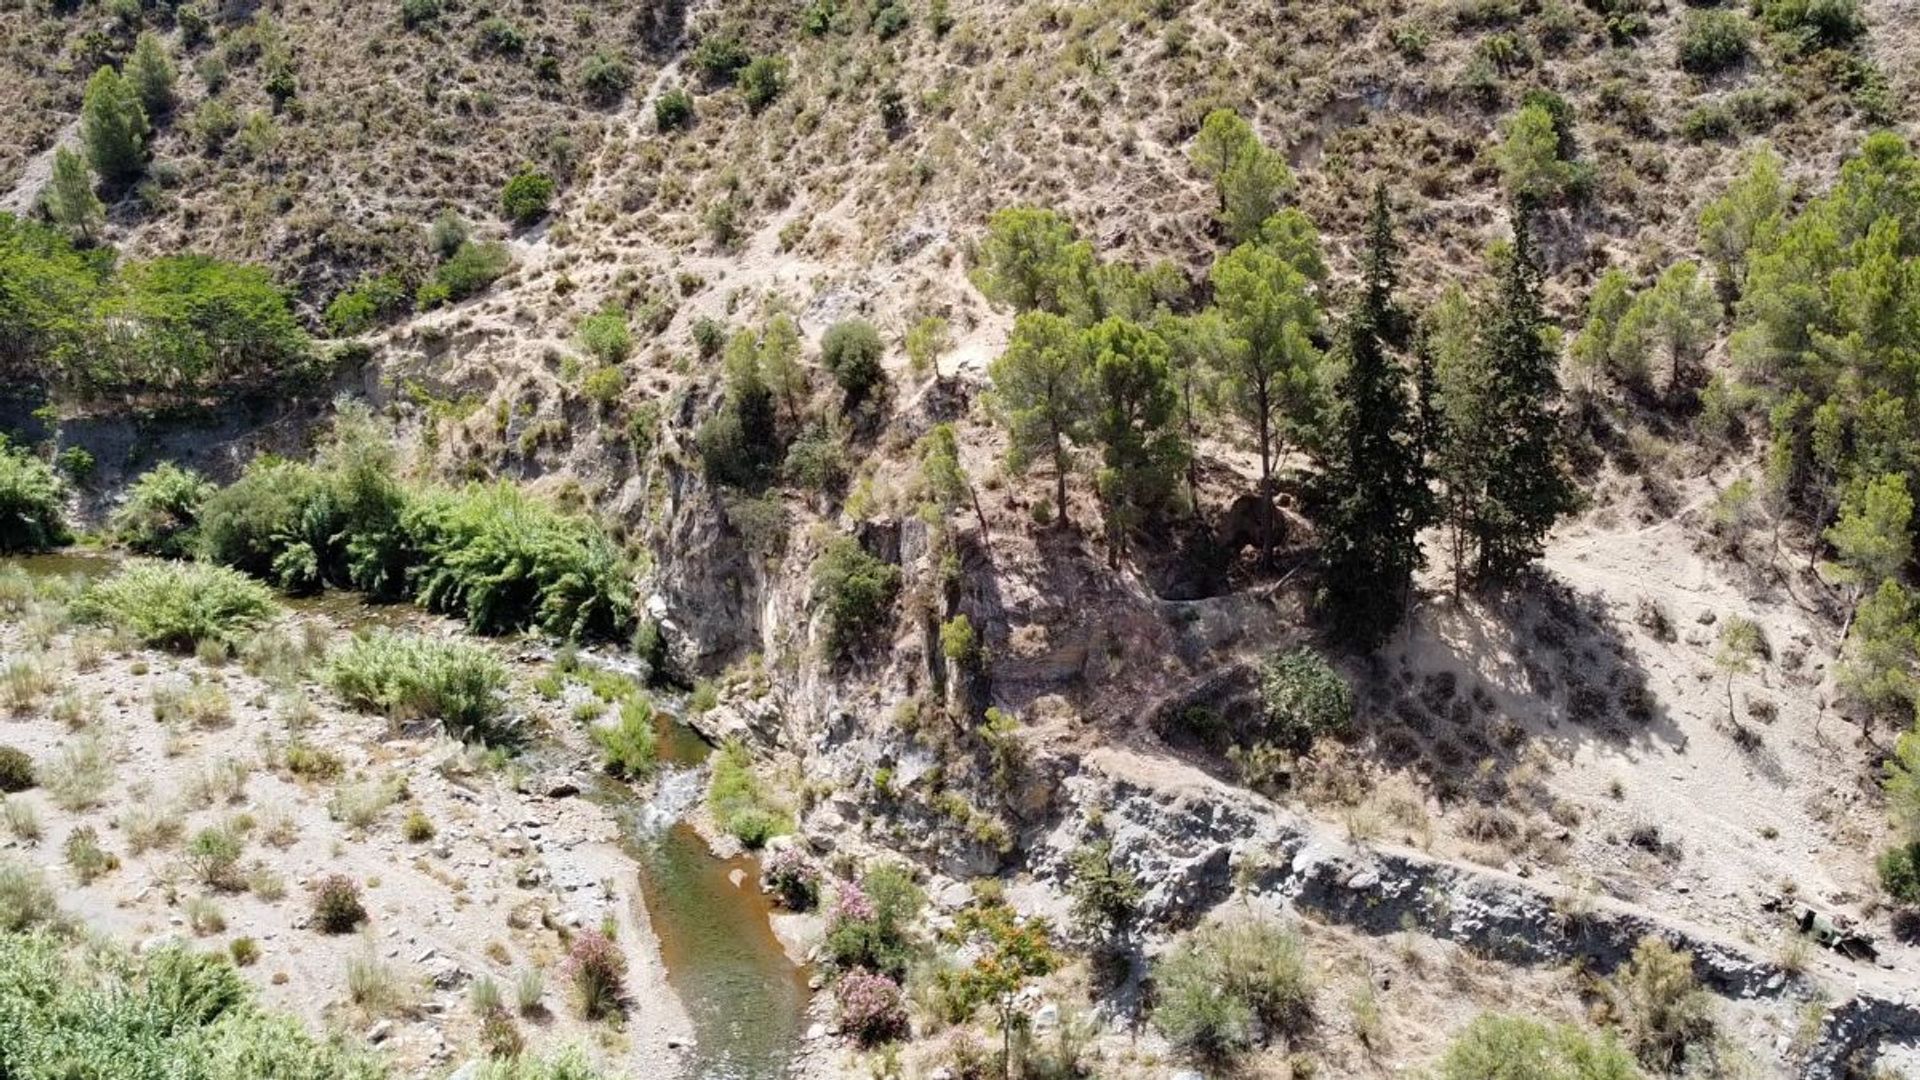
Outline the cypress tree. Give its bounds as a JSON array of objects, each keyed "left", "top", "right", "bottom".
[
  {"left": 1471, "top": 206, "right": 1578, "bottom": 582},
  {"left": 1316, "top": 186, "right": 1435, "bottom": 649}
]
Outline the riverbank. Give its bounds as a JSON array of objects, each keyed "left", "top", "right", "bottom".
[{"left": 0, "top": 562, "right": 701, "bottom": 1076}]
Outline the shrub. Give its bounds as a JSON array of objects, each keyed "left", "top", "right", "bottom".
[
  {"left": 1878, "top": 840, "right": 1920, "bottom": 904},
  {"left": 0, "top": 441, "right": 70, "bottom": 553},
  {"left": 564, "top": 929, "right": 626, "bottom": 1020},
  {"left": 763, "top": 848, "right": 820, "bottom": 910},
  {"left": 324, "top": 272, "right": 410, "bottom": 336},
  {"left": 739, "top": 55, "right": 789, "bottom": 110},
  {"left": 822, "top": 866, "right": 923, "bottom": 978},
  {"left": 311, "top": 873, "right": 367, "bottom": 933},
  {"left": 501, "top": 169, "right": 556, "bottom": 227},
  {"left": 783, "top": 422, "right": 850, "bottom": 492},
  {"left": 64, "top": 825, "right": 117, "bottom": 884},
  {"left": 1678, "top": 10, "right": 1751, "bottom": 75},
  {"left": 1439, "top": 1013, "right": 1643, "bottom": 1080},
  {"left": 77, "top": 561, "right": 276, "bottom": 651},
  {"left": 0, "top": 747, "right": 32, "bottom": 793},
  {"left": 477, "top": 16, "right": 525, "bottom": 55},
  {"left": 655, "top": 87, "right": 694, "bottom": 131},
  {"left": 1152, "top": 917, "right": 1314, "bottom": 1061},
  {"left": 812, "top": 537, "right": 901, "bottom": 655},
  {"left": 184, "top": 824, "right": 245, "bottom": 890},
  {"left": 1755, "top": 0, "right": 1864, "bottom": 48},
  {"left": 111, "top": 462, "right": 215, "bottom": 557},
  {"left": 402, "top": 808, "right": 436, "bottom": 843},
  {"left": 708, "top": 740, "right": 790, "bottom": 847},
  {"left": 577, "top": 304, "right": 632, "bottom": 364},
  {"left": 0, "top": 861, "right": 59, "bottom": 932},
  {"left": 1610, "top": 937, "right": 1712, "bottom": 1071},
  {"left": 429, "top": 209, "right": 470, "bottom": 259},
  {"left": 400, "top": 0, "right": 441, "bottom": 28},
  {"left": 835, "top": 970, "right": 908, "bottom": 1046},
  {"left": 93, "top": 255, "right": 317, "bottom": 398},
  {"left": 418, "top": 239, "right": 511, "bottom": 309},
  {"left": 691, "top": 32, "right": 750, "bottom": 83},
  {"left": 593, "top": 695, "right": 657, "bottom": 779},
  {"left": 580, "top": 50, "right": 633, "bottom": 105},
  {"left": 325, "top": 630, "right": 512, "bottom": 744},
  {"left": 1067, "top": 838, "right": 1142, "bottom": 947},
  {"left": 820, "top": 319, "right": 886, "bottom": 408},
  {"left": 404, "top": 483, "right": 633, "bottom": 641},
  {"left": 1257, "top": 648, "right": 1353, "bottom": 750}
]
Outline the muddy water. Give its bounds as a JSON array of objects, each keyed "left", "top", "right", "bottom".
[
  {"left": 602, "top": 703, "right": 812, "bottom": 1080},
  {"left": 6, "top": 552, "right": 811, "bottom": 1078}
]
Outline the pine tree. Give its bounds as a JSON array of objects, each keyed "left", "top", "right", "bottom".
[
  {"left": 1471, "top": 208, "right": 1579, "bottom": 582},
  {"left": 1087, "top": 317, "right": 1182, "bottom": 566},
  {"left": 126, "top": 32, "right": 177, "bottom": 119},
  {"left": 989, "top": 311, "right": 1092, "bottom": 529},
  {"left": 44, "top": 146, "right": 104, "bottom": 245},
  {"left": 80, "top": 65, "right": 149, "bottom": 189},
  {"left": 1315, "top": 186, "right": 1435, "bottom": 649}
]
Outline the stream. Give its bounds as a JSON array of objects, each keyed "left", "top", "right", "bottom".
[{"left": 3, "top": 551, "right": 811, "bottom": 1080}]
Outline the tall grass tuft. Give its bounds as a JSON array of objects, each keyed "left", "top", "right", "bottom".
[
  {"left": 325, "top": 630, "right": 513, "bottom": 744},
  {"left": 77, "top": 561, "right": 277, "bottom": 651}
]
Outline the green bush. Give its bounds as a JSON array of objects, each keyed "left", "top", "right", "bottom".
[
  {"left": 594, "top": 695, "right": 657, "bottom": 779},
  {"left": 311, "top": 873, "right": 368, "bottom": 933},
  {"left": 580, "top": 50, "right": 633, "bottom": 105},
  {"left": 418, "top": 240, "right": 512, "bottom": 309},
  {"left": 1880, "top": 840, "right": 1920, "bottom": 904},
  {"left": 1610, "top": 937, "right": 1712, "bottom": 1072},
  {"left": 111, "top": 461, "right": 215, "bottom": 558},
  {"left": 1151, "top": 917, "right": 1315, "bottom": 1061},
  {"left": 708, "top": 740, "right": 790, "bottom": 847},
  {"left": 577, "top": 304, "right": 632, "bottom": 363},
  {"left": 1678, "top": 10, "right": 1751, "bottom": 74},
  {"left": 0, "top": 746, "right": 33, "bottom": 793},
  {"left": 500, "top": 169, "right": 556, "bottom": 227},
  {"left": 739, "top": 56, "right": 789, "bottom": 110},
  {"left": 0, "top": 441, "right": 70, "bottom": 553},
  {"left": 404, "top": 483, "right": 633, "bottom": 641},
  {"left": 400, "top": 0, "right": 441, "bottom": 28},
  {"left": 655, "top": 87, "right": 694, "bottom": 131},
  {"left": 1257, "top": 648, "right": 1352, "bottom": 750},
  {"left": 1755, "top": 0, "right": 1864, "bottom": 49},
  {"left": 477, "top": 16, "right": 525, "bottom": 55},
  {"left": 0, "top": 863, "right": 59, "bottom": 932},
  {"left": 324, "top": 272, "right": 410, "bottom": 336},
  {"left": 1439, "top": 1013, "right": 1643, "bottom": 1080},
  {"left": 820, "top": 319, "right": 886, "bottom": 409},
  {"left": 691, "top": 32, "right": 750, "bottom": 83},
  {"left": 325, "top": 630, "right": 512, "bottom": 744},
  {"left": 86, "top": 255, "right": 316, "bottom": 398},
  {"left": 821, "top": 863, "right": 924, "bottom": 978},
  {"left": 77, "top": 561, "right": 277, "bottom": 651},
  {"left": 812, "top": 537, "right": 901, "bottom": 655}
]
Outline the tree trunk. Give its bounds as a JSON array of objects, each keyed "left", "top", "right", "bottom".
[
  {"left": 1052, "top": 428, "right": 1070, "bottom": 533},
  {"left": 1257, "top": 404, "right": 1274, "bottom": 568}
]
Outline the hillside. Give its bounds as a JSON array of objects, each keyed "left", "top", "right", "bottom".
[{"left": 2, "top": 0, "right": 1920, "bottom": 1079}]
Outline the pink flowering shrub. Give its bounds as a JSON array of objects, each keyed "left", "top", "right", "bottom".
[{"left": 834, "top": 969, "right": 908, "bottom": 1046}]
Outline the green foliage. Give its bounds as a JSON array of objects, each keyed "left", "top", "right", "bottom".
[
  {"left": 1609, "top": 937, "right": 1714, "bottom": 1072},
  {"left": 1678, "top": 10, "right": 1751, "bottom": 74},
  {"left": 476, "top": 16, "right": 526, "bottom": 55},
  {"left": 579, "top": 50, "right": 633, "bottom": 105},
  {"left": 820, "top": 318, "right": 886, "bottom": 408},
  {"left": 111, "top": 462, "right": 215, "bottom": 558},
  {"left": 324, "top": 273, "right": 410, "bottom": 336},
  {"left": 1825, "top": 473, "right": 1913, "bottom": 588},
  {"left": 1151, "top": 917, "right": 1315, "bottom": 1062},
  {"left": 400, "top": 0, "right": 442, "bottom": 29},
  {"left": 593, "top": 695, "right": 657, "bottom": 779},
  {"left": 81, "top": 65, "right": 148, "bottom": 188},
  {"left": 0, "top": 746, "right": 33, "bottom": 793},
  {"left": 418, "top": 240, "right": 512, "bottom": 310},
  {"left": 1067, "top": 839, "right": 1141, "bottom": 947},
  {"left": 45, "top": 146, "right": 103, "bottom": 245},
  {"left": 1316, "top": 186, "right": 1433, "bottom": 648},
  {"left": 0, "top": 441, "right": 70, "bottom": 553},
  {"left": 738, "top": 55, "right": 789, "bottom": 110},
  {"left": 0, "top": 864, "right": 59, "bottom": 932},
  {"left": 812, "top": 536, "right": 901, "bottom": 655},
  {"left": 576, "top": 304, "right": 632, "bottom": 364},
  {"left": 0, "top": 931, "right": 385, "bottom": 1079},
  {"left": 698, "top": 334, "right": 781, "bottom": 489},
  {"left": 1879, "top": 839, "right": 1920, "bottom": 904},
  {"left": 974, "top": 207, "right": 1096, "bottom": 317},
  {"left": 823, "top": 864, "right": 925, "bottom": 979},
  {"left": 905, "top": 314, "right": 952, "bottom": 378},
  {"left": 325, "top": 630, "right": 512, "bottom": 744},
  {"left": 1619, "top": 261, "right": 1718, "bottom": 393},
  {"left": 1257, "top": 647, "right": 1353, "bottom": 750},
  {"left": 1088, "top": 317, "right": 1183, "bottom": 561},
  {"left": 77, "top": 561, "right": 276, "bottom": 651},
  {"left": 1754, "top": 0, "right": 1864, "bottom": 50},
  {"left": 126, "top": 32, "right": 177, "bottom": 117},
  {"left": 404, "top": 483, "right": 633, "bottom": 641},
  {"left": 708, "top": 740, "right": 789, "bottom": 846},
  {"left": 989, "top": 310, "right": 1091, "bottom": 528},
  {"left": 691, "top": 31, "right": 751, "bottom": 84},
  {"left": 500, "top": 169, "right": 556, "bottom": 227},
  {"left": 311, "top": 874, "right": 368, "bottom": 934},
  {"left": 1189, "top": 109, "right": 1297, "bottom": 245},
  {"left": 1498, "top": 101, "right": 1578, "bottom": 205},
  {"left": 1699, "top": 142, "right": 1789, "bottom": 299},
  {"left": 939, "top": 614, "right": 977, "bottom": 665},
  {"left": 655, "top": 87, "right": 695, "bottom": 131},
  {"left": 1438, "top": 1014, "right": 1643, "bottom": 1080},
  {"left": 1887, "top": 730, "right": 1920, "bottom": 840}
]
